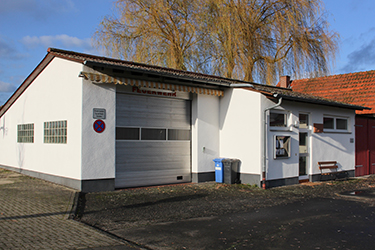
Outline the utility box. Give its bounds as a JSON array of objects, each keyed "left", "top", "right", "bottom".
[
  {"left": 213, "top": 158, "right": 225, "bottom": 183},
  {"left": 222, "top": 159, "right": 240, "bottom": 184}
]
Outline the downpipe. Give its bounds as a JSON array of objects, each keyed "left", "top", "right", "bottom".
[{"left": 262, "top": 95, "right": 283, "bottom": 189}]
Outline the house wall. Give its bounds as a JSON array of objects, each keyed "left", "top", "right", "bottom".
[
  {"left": 0, "top": 58, "right": 84, "bottom": 189},
  {"left": 80, "top": 66, "right": 116, "bottom": 192},
  {"left": 191, "top": 94, "right": 220, "bottom": 182},
  {"left": 264, "top": 98, "right": 356, "bottom": 187},
  {"left": 219, "top": 88, "right": 263, "bottom": 186}
]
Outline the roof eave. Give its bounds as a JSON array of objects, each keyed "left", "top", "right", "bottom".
[
  {"left": 275, "top": 93, "right": 370, "bottom": 111},
  {"left": 83, "top": 60, "right": 231, "bottom": 88}
]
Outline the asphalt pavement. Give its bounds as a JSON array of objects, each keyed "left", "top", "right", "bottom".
[
  {"left": 112, "top": 197, "right": 375, "bottom": 249},
  {"left": 2, "top": 168, "right": 375, "bottom": 250}
]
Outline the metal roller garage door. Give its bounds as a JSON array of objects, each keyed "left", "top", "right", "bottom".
[{"left": 115, "top": 92, "right": 191, "bottom": 188}]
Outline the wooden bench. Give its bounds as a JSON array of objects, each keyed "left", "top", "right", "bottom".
[{"left": 318, "top": 161, "right": 338, "bottom": 180}]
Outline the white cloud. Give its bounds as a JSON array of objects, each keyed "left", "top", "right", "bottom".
[
  {"left": 21, "top": 35, "right": 92, "bottom": 50},
  {"left": 0, "top": 81, "right": 17, "bottom": 93}
]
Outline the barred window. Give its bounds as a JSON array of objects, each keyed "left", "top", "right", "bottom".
[
  {"left": 17, "top": 123, "right": 34, "bottom": 143},
  {"left": 44, "top": 120, "right": 67, "bottom": 144}
]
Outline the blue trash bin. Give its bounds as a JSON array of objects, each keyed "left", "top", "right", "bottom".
[{"left": 213, "top": 158, "right": 225, "bottom": 183}]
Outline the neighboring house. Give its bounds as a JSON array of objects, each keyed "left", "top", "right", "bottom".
[
  {"left": 289, "top": 71, "right": 375, "bottom": 176},
  {"left": 0, "top": 48, "right": 366, "bottom": 192}
]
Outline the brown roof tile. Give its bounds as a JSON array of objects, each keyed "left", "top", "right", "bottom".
[{"left": 291, "top": 71, "right": 375, "bottom": 115}]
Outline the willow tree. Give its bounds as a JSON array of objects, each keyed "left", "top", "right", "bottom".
[
  {"left": 94, "top": 0, "right": 205, "bottom": 71},
  {"left": 206, "top": 0, "right": 338, "bottom": 83},
  {"left": 94, "top": 0, "right": 338, "bottom": 84}
]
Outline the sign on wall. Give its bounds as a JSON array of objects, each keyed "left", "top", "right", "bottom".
[
  {"left": 274, "top": 135, "right": 291, "bottom": 159},
  {"left": 93, "top": 108, "right": 106, "bottom": 119},
  {"left": 93, "top": 119, "right": 106, "bottom": 133}
]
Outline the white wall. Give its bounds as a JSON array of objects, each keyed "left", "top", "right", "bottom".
[
  {"left": 80, "top": 66, "right": 116, "bottom": 180},
  {"left": 264, "top": 99, "right": 356, "bottom": 181},
  {"left": 263, "top": 97, "right": 299, "bottom": 180},
  {"left": 308, "top": 105, "right": 355, "bottom": 174},
  {"left": 0, "top": 58, "right": 83, "bottom": 179},
  {"left": 191, "top": 94, "right": 220, "bottom": 173},
  {"left": 220, "top": 88, "right": 263, "bottom": 176}
]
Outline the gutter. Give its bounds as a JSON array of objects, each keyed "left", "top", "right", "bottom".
[
  {"left": 230, "top": 83, "right": 254, "bottom": 88},
  {"left": 262, "top": 94, "right": 283, "bottom": 189}
]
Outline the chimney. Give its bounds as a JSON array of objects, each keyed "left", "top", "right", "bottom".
[{"left": 279, "top": 76, "right": 291, "bottom": 88}]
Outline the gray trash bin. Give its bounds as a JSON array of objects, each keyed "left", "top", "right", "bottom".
[{"left": 222, "top": 159, "right": 240, "bottom": 184}]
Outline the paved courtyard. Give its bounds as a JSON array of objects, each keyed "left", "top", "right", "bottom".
[{"left": 0, "top": 169, "right": 141, "bottom": 250}]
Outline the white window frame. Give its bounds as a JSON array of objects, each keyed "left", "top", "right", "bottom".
[
  {"left": 323, "top": 116, "right": 349, "bottom": 133},
  {"left": 269, "top": 111, "right": 290, "bottom": 131}
]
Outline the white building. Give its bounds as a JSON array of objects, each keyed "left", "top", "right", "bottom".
[{"left": 0, "top": 48, "right": 366, "bottom": 192}]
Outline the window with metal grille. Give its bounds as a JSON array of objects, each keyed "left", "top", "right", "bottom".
[
  {"left": 44, "top": 120, "right": 67, "bottom": 144},
  {"left": 17, "top": 123, "right": 34, "bottom": 143}
]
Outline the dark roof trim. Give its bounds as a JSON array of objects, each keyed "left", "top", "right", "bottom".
[
  {"left": 49, "top": 48, "right": 232, "bottom": 87},
  {"left": 273, "top": 93, "right": 370, "bottom": 111},
  {"left": 83, "top": 60, "right": 226, "bottom": 89}
]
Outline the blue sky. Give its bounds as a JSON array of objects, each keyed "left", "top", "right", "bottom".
[{"left": 1, "top": 0, "right": 375, "bottom": 105}]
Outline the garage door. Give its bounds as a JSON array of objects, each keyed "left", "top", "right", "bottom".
[{"left": 115, "top": 93, "right": 191, "bottom": 188}]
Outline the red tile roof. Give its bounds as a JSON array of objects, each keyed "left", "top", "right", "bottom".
[{"left": 291, "top": 70, "right": 375, "bottom": 115}]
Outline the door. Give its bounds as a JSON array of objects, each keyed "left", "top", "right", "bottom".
[
  {"left": 115, "top": 93, "right": 192, "bottom": 188},
  {"left": 299, "top": 113, "right": 310, "bottom": 180},
  {"left": 299, "top": 132, "right": 309, "bottom": 180},
  {"left": 369, "top": 119, "right": 375, "bottom": 174},
  {"left": 355, "top": 117, "right": 369, "bottom": 176}
]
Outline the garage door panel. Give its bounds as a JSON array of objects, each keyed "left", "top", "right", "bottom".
[
  {"left": 116, "top": 141, "right": 190, "bottom": 154},
  {"left": 115, "top": 93, "right": 191, "bottom": 188},
  {"left": 116, "top": 157, "right": 191, "bottom": 167},
  {"left": 117, "top": 94, "right": 190, "bottom": 128},
  {"left": 115, "top": 171, "right": 191, "bottom": 188}
]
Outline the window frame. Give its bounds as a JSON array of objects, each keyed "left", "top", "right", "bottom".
[
  {"left": 269, "top": 111, "right": 290, "bottom": 131},
  {"left": 44, "top": 120, "right": 67, "bottom": 144},
  {"left": 323, "top": 116, "right": 349, "bottom": 132},
  {"left": 116, "top": 127, "right": 191, "bottom": 141},
  {"left": 298, "top": 113, "right": 309, "bottom": 129},
  {"left": 17, "top": 123, "right": 34, "bottom": 143}
]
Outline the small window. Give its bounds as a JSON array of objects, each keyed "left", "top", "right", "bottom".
[
  {"left": 270, "top": 112, "right": 287, "bottom": 127},
  {"left": 116, "top": 127, "right": 140, "bottom": 140},
  {"left": 141, "top": 128, "right": 166, "bottom": 140},
  {"left": 274, "top": 136, "right": 291, "bottom": 159},
  {"left": 44, "top": 120, "right": 67, "bottom": 144},
  {"left": 299, "top": 114, "right": 309, "bottom": 129},
  {"left": 168, "top": 129, "right": 190, "bottom": 140},
  {"left": 336, "top": 118, "right": 348, "bottom": 130},
  {"left": 323, "top": 116, "right": 348, "bottom": 132},
  {"left": 17, "top": 123, "right": 34, "bottom": 143},
  {"left": 323, "top": 117, "right": 334, "bottom": 129}
]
